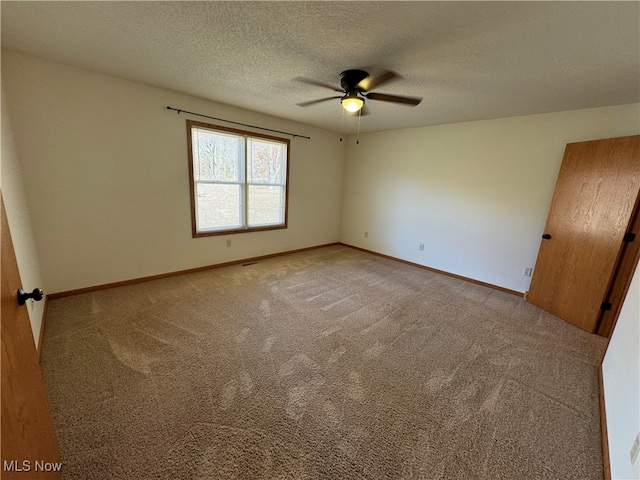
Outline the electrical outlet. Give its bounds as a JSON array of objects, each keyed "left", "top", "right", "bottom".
[
  {"left": 419, "top": 243, "right": 424, "bottom": 251},
  {"left": 523, "top": 266, "right": 533, "bottom": 277},
  {"left": 630, "top": 432, "right": 640, "bottom": 465},
  {"left": 364, "top": 232, "right": 368, "bottom": 238},
  {"left": 226, "top": 239, "right": 231, "bottom": 247}
]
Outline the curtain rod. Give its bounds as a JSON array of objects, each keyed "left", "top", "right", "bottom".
[{"left": 166, "top": 106, "right": 311, "bottom": 140}]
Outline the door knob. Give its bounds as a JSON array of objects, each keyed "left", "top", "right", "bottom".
[
  {"left": 541, "top": 233, "right": 552, "bottom": 240},
  {"left": 17, "top": 288, "right": 44, "bottom": 306}
]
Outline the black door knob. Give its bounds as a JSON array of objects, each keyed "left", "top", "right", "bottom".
[
  {"left": 17, "top": 288, "right": 44, "bottom": 306},
  {"left": 541, "top": 233, "right": 552, "bottom": 240}
]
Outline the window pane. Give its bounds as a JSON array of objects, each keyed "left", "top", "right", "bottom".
[
  {"left": 248, "top": 186, "right": 284, "bottom": 226},
  {"left": 192, "top": 129, "right": 242, "bottom": 182},
  {"left": 248, "top": 138, "right": 286, "bottom": 185},
  {"left": 196, "top": 183, "right": 242, "bottom": 231}
]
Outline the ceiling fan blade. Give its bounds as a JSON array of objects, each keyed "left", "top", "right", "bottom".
[
  {"left": 296, "top": 96, "right": 342, "bottom": 107},
  {"left": 293, "top": 77, "right": 344, "bottom": 93},
  {"left": 365, "top": 92, "right": 422, "bottom": 106},
  {"left": 357, "top": 70, "right": 398, "bottom": 91}
]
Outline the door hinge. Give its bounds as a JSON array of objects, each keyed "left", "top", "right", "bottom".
[
  {"left": 601, "top": 301, "right": 612, "bottom": 311},
  {"left": 623, "top": 232, "right": 636, "bottom": 242}
]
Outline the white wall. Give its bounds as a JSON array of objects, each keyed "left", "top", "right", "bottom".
[
  {"left": 1, "top": 86, "right": 48, "bottom": 347},
  {"left": 602, "top": 262, "right": 640, "bottom": 480},
  {"left": 2, "top": 50, "right": 346, "bottom": 294},
  {"left": 341, "top": 104, "right": 640, "bottom": 293}
]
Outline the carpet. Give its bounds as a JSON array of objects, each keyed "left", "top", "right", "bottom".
[{"left": 41, "top": 244, "right": 607, "bottom": 479}]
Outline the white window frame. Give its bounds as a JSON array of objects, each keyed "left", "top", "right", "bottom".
[{"left": 187, "top": 120, "right": 290, "bottom": 237}]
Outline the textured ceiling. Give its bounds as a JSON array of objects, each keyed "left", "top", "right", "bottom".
[{"left": 2, "top": 2, "right": 639, "bottom": 134}]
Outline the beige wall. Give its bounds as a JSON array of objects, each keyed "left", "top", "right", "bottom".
[
  {"left": 1, "top": 87, "right": 48, "bottom": 346},
  {"left": 341, "top": 104, "right": 640, "bottom": 293},
  {"left": 2, "top": 50, "right": 346, "bottom": 294}
]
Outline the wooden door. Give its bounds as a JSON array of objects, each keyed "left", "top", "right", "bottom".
[
  {"left": 527, "top": 135, "right": 640, "bottom": 333},
  {"left": 1, "top": 199, "right": 61, "bottom": 478}
]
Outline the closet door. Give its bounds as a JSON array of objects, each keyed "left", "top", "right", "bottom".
[{"left": 527, "top": 135, "right": 640, "bottom": 333}]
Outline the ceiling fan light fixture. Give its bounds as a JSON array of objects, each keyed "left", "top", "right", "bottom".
[
  {"left": 341, "top": 92, "right": 364, "bottom": 112},
  {"left": 297, "top": 69, "right": 421, "bottom": 115}
]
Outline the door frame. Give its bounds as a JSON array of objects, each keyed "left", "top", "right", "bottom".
[{"left": 596, "top": 192, "right": 640, "bottom": 337}]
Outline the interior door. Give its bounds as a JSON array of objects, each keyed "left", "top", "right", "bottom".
[
  {"left": 527, "top": 135, "right": 640, "bottom": 333},
  {"left": 1, "top": 198, "right": 61, "bottom": 478}
]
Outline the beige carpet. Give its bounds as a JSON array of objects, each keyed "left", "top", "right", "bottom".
[{"left": 41, "top": 244, "right": 607, "bottom": 479}]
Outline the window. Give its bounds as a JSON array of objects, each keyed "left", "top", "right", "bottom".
[{"left": 187, "top": 120, "right": 289, "bottom": 237}]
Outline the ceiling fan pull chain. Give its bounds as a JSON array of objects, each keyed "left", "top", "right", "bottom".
[{"left": 356, "top": 108, "right": 362, "bottom": 145}]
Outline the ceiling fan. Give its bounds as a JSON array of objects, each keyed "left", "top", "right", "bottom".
[{"left": 295, "top": 69, "right": 422, "bottom": 115}]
